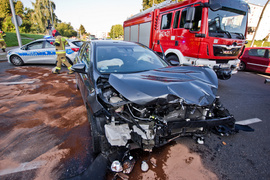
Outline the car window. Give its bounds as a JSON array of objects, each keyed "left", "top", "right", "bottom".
[
  {"left": 27, "top": 41, "right": 43, "bottom": 50},
  {"left": 82, "top": 44, "right": 91, "bottom": 65},
  {"left": 179, "top": 9, "right": 187, "bottom": 28},
  {"left": 161, "top": 13, "right": 173, "bottom": 30},
  {"left": 72, "top": 41, "right": 83, "bottom": 47},
  {"left": 78, "top": 43, "right": 86, "bottom": 59},
  {"left": 96, "top": 44, "right": 168, "bottom": 74},
  {"left": 44, "top": 40, "right": 54, "bottom": 48},
  {"left": 248, "top": 49, "right": 266, "bottom": 58}
]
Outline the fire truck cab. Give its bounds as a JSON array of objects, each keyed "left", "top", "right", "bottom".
[{"left": 123, "top": 0, "right": 249, "bottom": 80}]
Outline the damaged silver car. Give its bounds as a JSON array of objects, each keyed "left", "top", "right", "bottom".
[{"left": 72, "top": 40, "right": 235, "bottom": 175}]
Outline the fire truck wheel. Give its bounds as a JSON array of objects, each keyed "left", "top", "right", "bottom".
[{"left": 166, "top": 55, "right": 179, "bottom": 65}]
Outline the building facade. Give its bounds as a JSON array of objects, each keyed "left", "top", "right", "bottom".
[{"left": 246, "top": 1, "right": 270, "bottom": 41}]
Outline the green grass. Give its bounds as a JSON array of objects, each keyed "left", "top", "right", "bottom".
[{"left": 4, "top": 32, "right": 44, "bottom": 47}]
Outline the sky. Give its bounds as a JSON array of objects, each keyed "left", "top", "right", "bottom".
[
  {"left": 20, "top": 0, "right": 143, "bottom": 36},
  {"left": 20, "top": 0, "right": 269, "bottom": 36}
]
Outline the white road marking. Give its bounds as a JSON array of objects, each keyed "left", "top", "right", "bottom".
[
  {"left": 236, "top": 118, "right": 262, "bottom": 125},
  {"left": 0, "top": 81, "right": 35, "bottom": 85},
  {"left": 0, "top": 160, "right": 46, "bottom": 176}
]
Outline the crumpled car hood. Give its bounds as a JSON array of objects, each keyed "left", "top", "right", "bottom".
[{"left": 108, "top": 66, "right": 218, "bottom": 106}]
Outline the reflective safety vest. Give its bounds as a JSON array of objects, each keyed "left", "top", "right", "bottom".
[
  {"left": 0, "top": 32, "right": 6, "bottom": 41},
  {"left": 55, "top": 36, "right": 68, "bottom": 54}
]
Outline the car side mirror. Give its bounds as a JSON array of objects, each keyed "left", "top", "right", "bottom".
[
  {"left": 21, "top": 46, "right": 28, "bottom": 50},
  {"left": 71, "top": 63, "right": 87, "bottom": 74},
  {"left": 209, "top": 3, "right": 222, "bottom": 11}
]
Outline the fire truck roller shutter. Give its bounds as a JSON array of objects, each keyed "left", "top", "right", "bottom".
[
  {"left": 165, "top": 48, "right": 186, "bottom": 65},
  {"left": 130, "top": 25, "right": 139, "bottom": 42},
  {"left": 138, "top": 22, "right": 151, "bottom": 47},
  {"left": 124, "top": 27, "right": 130, "bottom": 41}
]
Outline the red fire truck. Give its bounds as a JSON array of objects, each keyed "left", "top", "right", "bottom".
[{"left": 123, "top": 0, "right": 249, "bottom": 80}]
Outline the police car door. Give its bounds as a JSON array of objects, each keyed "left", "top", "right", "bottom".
[{"left": 23, "top": 40, "right": 54, "bottom": 64}]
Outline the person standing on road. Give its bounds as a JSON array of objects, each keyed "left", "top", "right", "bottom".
[
  {"left": 0, "top": 30, "right": 6, "bottom": 52},
  {"left": 51, "top": 29, "right": 73, "bottom": 74}
]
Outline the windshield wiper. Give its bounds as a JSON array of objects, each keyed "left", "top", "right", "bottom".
[
  {"left": 232, "top": 32, "right": 245, "bottom": 39},
  {"left": 223, "top": 31, "right": 232, "bottom": 38},
  {"left": 216, "top": 30, "right": 232, "bottom": 38}
]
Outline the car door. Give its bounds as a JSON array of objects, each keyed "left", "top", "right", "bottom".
[
  {"left": 247, "top": 48, "right": 268, "bottom": 73},
  {"left": 76, "top": 43, "right": 96, "bottom": 109},
  {"left": 158, "top": 11, "right": 173, "bottom": 51},
  {"left": 172, "top": 6, "right": 203, "bottom": 59},
  {"left": 23, "top": 40, "right": 55, "bottom": 64},
  {"left": 43, "top": 40, "right": 57, "bottom": 64},
  {"left": 22, "top": 40, "right": 44, "bottom": 63}
]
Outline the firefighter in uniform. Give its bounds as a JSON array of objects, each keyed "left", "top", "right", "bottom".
[
  {"left": 51, "top": 29, "right": 73, "bottom": 74},
  {"left": 0, "top": 30, "right": 6, "bottom": 52}
]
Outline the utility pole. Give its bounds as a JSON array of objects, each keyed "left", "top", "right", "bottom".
[
  {"left": 50, "top": 1, "right": 54, "bottom": 30},
  {"left": 251, "top": 0, "right": 270, "bottom": 47},
  {"left": 9, "top": 0, "right": 22, "bottom": 47}
]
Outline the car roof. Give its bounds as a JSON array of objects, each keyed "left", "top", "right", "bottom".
[
  {"left": 245, "top": 47, "right": 270, "bottom": 50},
  {"left": 91, "top": 40, "right": 138, "bottom": 46}
]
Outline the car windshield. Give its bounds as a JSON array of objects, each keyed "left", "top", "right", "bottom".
[
  {"left": 72, "top": 41, "right": 83, "bottom": 47},
  {"left": 208, "top": 7, "right": 247, "bottom": 39},
  {"left": 95, "top": 44, "right": 168, "bottom": 74}
]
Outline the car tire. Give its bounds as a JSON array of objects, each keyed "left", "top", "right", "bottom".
[
  {"left": 75, "top": 76, "right": 79, "bottom": 90},
  {"left": 10, "top": 55, "right": 24, "bottom": 66},
  {"left": 239, "top": 61, "right": 246, "bottom": 71},
  {"left": 87, "top": 110, "right": 107, "bottom": 154},
  {"left": 166, "top": 55, "right": 179, "bottom": 65}
]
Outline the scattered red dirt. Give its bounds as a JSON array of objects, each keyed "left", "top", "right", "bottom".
[{"left": 0, "top": 66, "right": 217, "bottom": 180}]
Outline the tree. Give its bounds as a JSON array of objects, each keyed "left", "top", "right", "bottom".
[
  {"left": 31, "top": 0, "right": 57, "bottom": 33},
  {"left": 109, "top": 24, "right": 123, "bottom": 39},
  {"left": 15, "top": 0, "right": 24, "bottom": 15},
  {"left": 0, "top": 0, "right": 11, "bottom": 19},
  {"left": 0, "top": 0, "right": 24, "bottom": 31},
  {"left": 56, "top": 22, "right": 77, "bottom": 37},
  {"left": 79, "top": 24, "right": 86, "bottom": 35},
  {"left": 20, "top": 7, "right": 34, "bottom": 33},
  {"left": 142, "top": 0, "right": 184, "bottom": 10}
]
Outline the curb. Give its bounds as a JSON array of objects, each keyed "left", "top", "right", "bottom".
[{"left": 0, "top": 46, "right": 19, "bottom": 61}]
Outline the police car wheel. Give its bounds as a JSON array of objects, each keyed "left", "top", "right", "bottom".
[{"left": 10, "top": 55, "right": 24, "bottom": 66}]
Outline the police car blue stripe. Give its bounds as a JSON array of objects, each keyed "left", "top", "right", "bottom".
[
  {"left": 16, "top": 51, "right": 56, "bottom": 56},
  {"left": 66, "top": 49, "right": 74, "bottom": 55}
]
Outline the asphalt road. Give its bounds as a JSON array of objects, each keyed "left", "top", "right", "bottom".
[
  {"left": 0, "top": 60, "right": 269, "bottom": 180},
  {"left": 179, "top": 70, "right": 270, "bottom": 180}
]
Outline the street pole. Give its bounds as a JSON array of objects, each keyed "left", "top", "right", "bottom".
[
  {"left": 9, "top": 0, "right": 22, "bottom": 47},
  {"left": 50, "top": 1, "right": 54, "bottom": 30},
  {"left": 250, "top": 0, "right": 270, "bottom": 47}
]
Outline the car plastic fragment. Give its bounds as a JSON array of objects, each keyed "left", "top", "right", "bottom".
[
  {"left": 141, "top": 161, "right": 149, "bottom": 172},
  {"left": 105, "top": 123, "right": 131, "bottom": 146},
  {"left": 122, "top": 156, "right": 135, "bottom": 174},
  {"left": 111, "top": 160, "right": 123, "bottom": 172}
]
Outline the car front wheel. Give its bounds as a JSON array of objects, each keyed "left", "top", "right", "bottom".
[
  {"left": 87, "top": 110, "right": 107, "bottom": 154},
  {"left": 239, "top": 61, "right": 246, "bottom": 71},
  {"left": 10, "top": 55, "right": 24, "bottom": 66}
]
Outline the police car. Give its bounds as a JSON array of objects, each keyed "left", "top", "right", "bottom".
[{"left": 7, "top": 37, "right": 81, "bottom": 66}]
